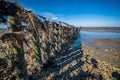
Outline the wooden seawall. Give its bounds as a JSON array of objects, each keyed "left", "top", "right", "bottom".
[{"left": 0, "top": 0, "right": 80, "bottom": 79}]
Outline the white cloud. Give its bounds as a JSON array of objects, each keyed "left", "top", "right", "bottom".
[{"left": 38, "top": 12, "right": 62, "bottom": 20}]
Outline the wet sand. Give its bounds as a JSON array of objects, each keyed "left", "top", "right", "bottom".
[{"left": 82, "top": 38, "right": 120, "bottom": 68}]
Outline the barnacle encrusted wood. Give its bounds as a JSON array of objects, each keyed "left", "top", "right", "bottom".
[{"left": 0, "top": 0, "right": 79, "bottom": 79}]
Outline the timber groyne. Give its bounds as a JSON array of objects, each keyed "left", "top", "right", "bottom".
[{"left": 0, "top": 0, "right": 79, "bottom": 79}]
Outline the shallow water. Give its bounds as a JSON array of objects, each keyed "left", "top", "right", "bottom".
[
  {"left": 80, "top": 31, "right": 120, "bottom": 40},
  {"left": 73, "top": 31, "right": 120, "bottom": 48},
  {"left": 80, "top": 31, "right": 120, "bottom": 44}
]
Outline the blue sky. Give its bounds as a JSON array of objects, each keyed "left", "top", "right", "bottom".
[{"left": 6, "top": 0, "right": 120, "bottom": 27}]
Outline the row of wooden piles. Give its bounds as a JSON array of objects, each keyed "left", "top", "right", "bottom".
[{"left": 0, "top": 0, "right": 80, "bottom": 79}]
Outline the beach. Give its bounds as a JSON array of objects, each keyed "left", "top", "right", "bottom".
[
  {"left": 82, "top": 38, "right": 120, "bottom": 68},
  {"left": 80, "top": 29, "right": 120, "bottom": 68}
]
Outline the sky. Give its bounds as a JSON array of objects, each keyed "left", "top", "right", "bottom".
[{"left": 3, "top": 0, "right": 120, "bottom": 27}]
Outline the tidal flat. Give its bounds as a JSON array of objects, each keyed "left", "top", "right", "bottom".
[{"left": 80, "top": 28, "right": 120, "bottom": 68}]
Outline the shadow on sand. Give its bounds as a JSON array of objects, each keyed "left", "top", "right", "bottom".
[
  {"left": 112, "top": 71, "right": 120, "bottom": 80},
  {"left": 38, "top": 33, "right": 104, "bottom": 80}
]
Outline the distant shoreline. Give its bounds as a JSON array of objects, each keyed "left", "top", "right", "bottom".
[{"left": 80, "top": 27, "right": 120, "bottom": 32}]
